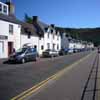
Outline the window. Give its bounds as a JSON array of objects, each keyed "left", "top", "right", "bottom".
[
  {"left": 53, "top": 34, "right": 55, "bottom": 39},
  {"left": 0, "top": 4, "right": 2, "bottom": 12},
  {"left": 45, "top": 28, "right": 48, "bottom": 32},
  {"left": 57, "top": 33, "right": 59, "bottom": 40},
  {"left": 47, "top": 43, "right": 50, "bottom": 49},
  {"left": 9, "top": 24, "right": 13, "bottom": 34},
  {"left": 48, "top": 33, "right": 49, "bottom": 38},
  {"left": 68, "top": 38, "right": 71, "bottom": 42},
  {"left": 41, "top": 45, "right": 44, "bottom": 50},
  {"left": 34, "top": 45, "right": 37, "bottom": 49},
  {"left": 0, "top": 41, "right": 4, "bottom": 53},
  {"left": 28, "top": 32, "right": 31, "bottom": 39},
  {"left": 51, "top": 29, "right": 53, "bottom": 33},
  {"left": 53, "top": 44, "right": 55, "bottom": 50},
  {"left": 57, "top": 44, "right": 59, "bottom": 50},
  {"left": 3, "top": 5, "right": 7, "bottom": 13}
]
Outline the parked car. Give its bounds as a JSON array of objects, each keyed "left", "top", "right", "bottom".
[
  {"left": 59, "top": 48, "right": 68, "bottom": 55},
  {"left": 8, "top": 47, "right": 37, "bottom": 63},
  {"left": 42, "top": 49, "right": 59, "bottom": 57},
  {"left": 68, "top": 48, "right": 74, "bottom": 53},
  {"left": 98, "top": 47, "right": 100, "bottom": 53}
]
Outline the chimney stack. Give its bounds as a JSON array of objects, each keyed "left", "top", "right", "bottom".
[
  {"left": 6, "top": 0, "right": 15, "bottom": 16},
  {"left": 32, "top": 16, "right": 38, "bottom": 23}
]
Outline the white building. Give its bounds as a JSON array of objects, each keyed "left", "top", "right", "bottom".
[
  {"left": 20, "top": 16, "right": 61, "bottom": 56},
  {"left": 32, "top": 16, "right": 61, "bottom": 55},
  {"left": 60, "top": 33, "right": 85, "bottom": 53},
  {"left": 0, "top": 1, "right": 21, "bottom": 58},
  {"left": 61, "top": 33, "right": 69, "bottom": 49},
  {"left": 20, "top": 22, "right": 39, "bottom": 52}
]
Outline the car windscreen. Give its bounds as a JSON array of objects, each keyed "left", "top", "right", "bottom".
[{"left": 16, "top": 48, "right": 27, "bottom": 55}]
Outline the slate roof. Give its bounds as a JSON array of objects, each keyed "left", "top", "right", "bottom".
[
  {"left": 0, "top": 14, "right": 21, "bottom": 24},
  {"left": 21, "top": 22, "right": 38, "bottom": 36},
  {"left": 33, "top": 20, "right": 49, "bottom": 36},
  {"left": 0, "top": 14, "right": 38, "bottom": 36}
]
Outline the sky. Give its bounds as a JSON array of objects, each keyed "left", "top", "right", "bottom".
[{"left": 4, "top": 0, "right": 100, "bottom": 28}]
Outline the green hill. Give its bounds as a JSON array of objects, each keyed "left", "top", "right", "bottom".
[{"left": 56, "top": 27, "right": 100, "bottom": 46}]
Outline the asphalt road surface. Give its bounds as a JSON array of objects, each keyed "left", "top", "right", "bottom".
[
  {"left": 23, "top": 51, "right": 100, "bottom": 100},
  {"left": 0, "top": 51, "right": 94, "bottom": 100}
]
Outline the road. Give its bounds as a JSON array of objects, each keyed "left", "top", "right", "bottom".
[
  {"left": 0, "top": 51, "right": 95, "bottom": 100},
  {"left": 22, "top": 51, "right": 100, "bottom": 100}
]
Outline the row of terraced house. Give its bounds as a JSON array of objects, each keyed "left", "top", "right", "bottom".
[{"left": 0, "top": 0, "right": 94, "bottom": 58}]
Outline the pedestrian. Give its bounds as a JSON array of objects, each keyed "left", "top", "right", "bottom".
[{"left": 12, "top": 48, "right": 16, "bottom": 53}]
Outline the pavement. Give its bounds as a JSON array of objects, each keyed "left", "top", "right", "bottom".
[
  {"left": 13, "top": 51, "right": 99, "bottom": 100},
  {"left": 0, "top": 51, "right": 94, "bottom": 100}
]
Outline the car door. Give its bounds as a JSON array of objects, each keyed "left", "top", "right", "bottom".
[
  {"left": 25, "top": 48, "right": 32, "bottom": 61},
  {"left": 31, "top": 48, "right": 37, "bottom": 60}
]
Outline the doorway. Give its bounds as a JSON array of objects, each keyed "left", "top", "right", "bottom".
[{"left": 8, "top": 42, "right": 13, "bottom": 56}]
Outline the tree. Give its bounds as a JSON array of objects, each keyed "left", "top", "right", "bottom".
[{"left": 24, "top": 13, "right": 32, "bottom": 24}]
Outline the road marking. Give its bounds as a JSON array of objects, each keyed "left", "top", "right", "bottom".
[{"left": 11, "top": 52, "right": 93, "bottom": 100}]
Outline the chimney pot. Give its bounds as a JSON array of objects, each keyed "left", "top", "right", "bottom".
[
  {"left": 32, "top": 16, "right": 38, "bottom": 23},
  {"left": 51, "top": 24, "right": 55, "bottom": 28}
]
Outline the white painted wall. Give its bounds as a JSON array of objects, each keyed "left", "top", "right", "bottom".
[
  {"left": 38, "top": 27, "right": 61, "bottom": 55},
  {"left": 61, "top": 33, "right": 69, "bottom": 49},
  {"left": 38, "top": 37, "right": 44, "bottom": 55},
  {"left": 0, "top": 20, "right": 21, "bottom": 58},
  {"left": 21, "top": 34, "right": 39, "bottom": 51}
]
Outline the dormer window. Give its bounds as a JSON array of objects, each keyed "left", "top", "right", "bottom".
[
  {"left": 51, "top": 29, "right": 53, "bottom": 33},
  {"left": 3, "top": 5, "right": 7, "bottom": 13},
  {"left": 45, "top": 28, "right": 48, "bottom": 32}
]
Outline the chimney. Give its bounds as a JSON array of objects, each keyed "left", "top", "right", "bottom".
[
  {"left": 32, "top": 16, "right": 38, "bottom": 23},
  {"left": 6, "top": 0, "right": 15, "bottom": 16},
  {"left": 51, "top": 24, "right": 55, "bottom": 28}
]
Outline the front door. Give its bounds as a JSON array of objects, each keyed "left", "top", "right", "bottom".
[{"left": 8, "top": 42, "right": 13, "bottom": 56}]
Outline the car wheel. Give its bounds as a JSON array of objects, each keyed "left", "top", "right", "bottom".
[{"left": 22, "top": 58, "right": 25, "bottom": 64}]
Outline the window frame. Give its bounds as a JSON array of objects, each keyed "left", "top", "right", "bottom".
[
  {"left": 9, "top": 24, "right": 14, "bottom": 34},
  {"left": 47, "top": 43, "right": 50, "bottom": 49},
  {"left": 41, "top": 45, "right": 44, "bottom": 50},
  {"left": 3, "top": 5, "right": 7, "bottom": 13}
]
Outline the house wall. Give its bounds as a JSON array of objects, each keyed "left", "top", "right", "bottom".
[
  {"left": 38, "top": 28, "right": 61, "bottom": 55},
  {"left": 0, "top": 20, "right": 21, "bottom": 58},
  {"left": 61, "top": 33, "right": 69, "bottom": 49},
  {"left": 43, "top": 29, "right": 60, "bottom": 52},
  {"left": 75, "top": 42, "right": 82, "bottom": 49},
  {"left": 38, "top": 37, "right": 44, "bottom": 55},
  {"left": 20, "top": 34, "right": 39, "bottom": 51}
]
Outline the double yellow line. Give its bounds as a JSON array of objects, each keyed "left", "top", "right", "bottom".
[{"left": 11, "top": 53, "right": 93, "bottom": 100}]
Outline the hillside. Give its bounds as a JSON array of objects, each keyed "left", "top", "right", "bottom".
[{"left": 56, "top": 27, "right": 100, "bottom": 46}]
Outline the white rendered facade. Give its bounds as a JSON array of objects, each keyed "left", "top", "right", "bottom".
[
  {"left": 41, "top": 27, "right": 61, "bottom": 54},
  {"left": 0, "top": 19, "right": 21, "bottom": 58}
]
